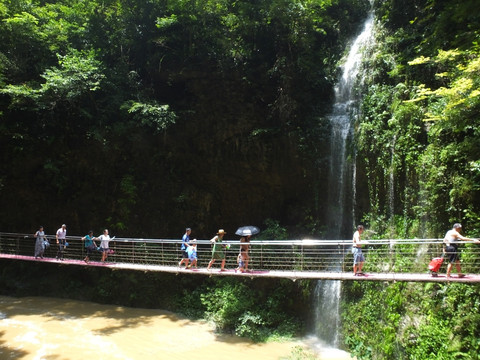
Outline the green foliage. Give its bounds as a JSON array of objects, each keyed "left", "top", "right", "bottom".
[
  {"left": 1, "top": 48, "right": 104, "bottom": 110},
  {"left": 199, "top": 277, "right": 303, "bottom": 341},
  {"left": 350, "top": 4, "right": 480, "bottom": 356},
  {"left": 258, "top": 219, "right": 289, "bottom": 240},
  {"left": 121, "top": 100, "right": 176, "bottom": 132},
  {"left": 404, "top": 316, "right": 450, "bottom": 360},
  {"left": 0, "top": 0, "right": 370, "bottom": 237},
  {"left": 343, "top": 279, "right": 480, "bottom": 359},
  {"left": 201, "top": 280, "right": 255, "bottom": 330},
  {"left": 356, "top": 0, "right": 480, "bottom": 240},
  {"left": 41, "top": 50, "right": 104, "bottom": 96},
  {"left": 405, "top": 48, "right": 480, "bottom": 231},
  {"left": 280, "top": 346, "right": 318, "bottom": 360},
  {"left": 1, "top": 0, "right": 479, "bottom": 355},
  {"left": 235, "top": 311, "right": 267, "bottom": 340}
]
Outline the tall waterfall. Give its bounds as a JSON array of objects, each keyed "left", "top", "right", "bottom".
[
  {"left": 311, "top": 13, "right": 375, "bottom": 350},
  {"left": 326, "top": 13, "right": 374, "bottom": 240}
]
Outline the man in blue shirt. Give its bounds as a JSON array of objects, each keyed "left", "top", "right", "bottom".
[{"left": 178, "top": 227, "right": 192, "bottom": 268}]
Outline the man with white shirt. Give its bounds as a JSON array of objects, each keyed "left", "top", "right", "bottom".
[
  {"left": 443, "top": 223, "right": 479, "bottom": 278},
  {"left": 55, "top": 224, "right": 67, "bottom": 260},
  {"left": 353, "top": 225, "right": 365, "bottom": 276}
]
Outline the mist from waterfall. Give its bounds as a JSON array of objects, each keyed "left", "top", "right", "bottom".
[{"left": 312, "top": 12, "right": 375, "bottom": 349}]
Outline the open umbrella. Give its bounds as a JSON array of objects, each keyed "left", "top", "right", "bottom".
[{"left": 235, "top": 226, "right": 260, "bottom": 236}]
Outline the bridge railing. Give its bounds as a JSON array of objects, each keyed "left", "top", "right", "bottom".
[{"left": 1, "top": 232, "right": 480, "bottom": 274}]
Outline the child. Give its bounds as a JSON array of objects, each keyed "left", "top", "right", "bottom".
[
  {"left": 186, "top": 239, "right": 198, "bottom": 269},
  {"left": 236, "top": 253, "right": 245, "bottom": 273}
]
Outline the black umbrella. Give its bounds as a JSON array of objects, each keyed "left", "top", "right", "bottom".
[{"left": 235, "top": 226, "right": 260, "bottom": 236}]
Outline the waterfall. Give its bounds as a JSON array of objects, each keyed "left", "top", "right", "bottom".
[
  {"left": 389, "top": 134, "right": 397, "bottom": 222},
  {"left": 311, "top": 12, "right": 375, "bottom": 350},
  {"left": 326, "top": 13, "right": 374, "bottom": 239}
]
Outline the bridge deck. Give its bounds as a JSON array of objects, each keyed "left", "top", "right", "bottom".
[{"left": 3, "top": 253, "right": 480, "bottom": 283}]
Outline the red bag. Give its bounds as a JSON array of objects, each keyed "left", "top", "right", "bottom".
[{"left": 428, "top": 257, "right": 444, "bottom": 273}]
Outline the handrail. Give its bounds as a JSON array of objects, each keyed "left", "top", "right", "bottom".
[
  {"left": 1, "top": 232, "right": 450, "bottom": 244},
  {"left": 1, "top": 232, "right": 479, "bottom": 274}
]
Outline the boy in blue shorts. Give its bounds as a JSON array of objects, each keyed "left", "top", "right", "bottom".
[{"left": 187, "top": 239, "right": 198, "bottom": 269}]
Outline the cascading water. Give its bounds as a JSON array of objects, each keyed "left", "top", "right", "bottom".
[
  {"left": 389, "top": 134, "right": 397, "bottom": 222},
  {"left": 310, "top": 12, "right": 375, "bottom": 351},
  {"left": 326, "top": 13, "right": 375, "bottom": 239}
]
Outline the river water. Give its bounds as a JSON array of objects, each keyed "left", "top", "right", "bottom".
[{"left": 0, "top": 296, "right": 352, "bottom": 360}]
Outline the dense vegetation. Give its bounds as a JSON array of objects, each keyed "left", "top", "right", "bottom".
[
  {"left": 0, "top": 0, "right": 369, "bottom": 238},
  {"left": 343, "top": 281, "right": 480, "bottom": 359},
  {"left": 342, "top": 0, "right": 480, "bottom": 358},
  {"left": 2, "top": 0, "right": 480, "bottom": 358},
  {"left": 355, "top": 0, "right": 480, "bottom": 238}
]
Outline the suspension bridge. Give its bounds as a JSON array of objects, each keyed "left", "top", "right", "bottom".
[{"left": 1, "top": 232, "right": 480, "bottom": 283}]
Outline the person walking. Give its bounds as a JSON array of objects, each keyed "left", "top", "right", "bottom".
[
  {"left": 353, "top": 225, "right": 365, "bottom": 276},
  {"left": 98, "top": 229, "right": 112, "bottom": 262},
  {"left": 443, "top": 223, "right": 479, "bottom": 278},
  {"left": 239, "top": 230, "right": 251, "bottom": 272},
  {"left": 34, "top": 225, "right": 47, "bottom": 259},
  {"left": 82, "top": 230, "right": 98, "bottom": 263},
  {"left": 235, "top": 253, "right": 245, "bottom": 273},
  {"left": 55, "top": 224, "right": 67, "bottom": 260},
  {"left": 178, "top": 227, "right": 192, "bottom": 268},
  {"left": 207, "top": 229, "right": 227, "bottom": 271},
  {"left": 186, "top": 239, "right": 198, "bottom": 269}
]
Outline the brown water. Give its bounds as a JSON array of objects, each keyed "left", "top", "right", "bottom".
[{"left": 0, "top": 296, "right": 352, "bottom": 360}]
